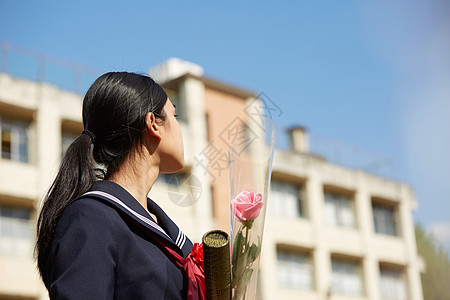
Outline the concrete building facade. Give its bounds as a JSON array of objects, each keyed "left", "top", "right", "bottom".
[{"left": 0, "top": 58, "right": 423, "bottom": 300}]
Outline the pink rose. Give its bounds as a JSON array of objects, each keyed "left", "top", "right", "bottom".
[{"left": 231, "top": 191, "right": 264, "bottom": 222}]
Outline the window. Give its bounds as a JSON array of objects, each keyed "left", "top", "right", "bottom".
[
  {"left": 324, "top": 191, "right": 355, "bottom": 228},
  {"left": 61, "top": 120, "right": 82, "bottom": 156},
  {"left": 270, "top": 180, "right": 304, "bottom": 218},
  {"left": 62, "top": 130, "right": 78, "bottom": 155},
  {"left": 0, "top": 205, "right": 33, "bottom": 256},
  {"left": 331, "top": 258, "right": 363, "bottom": 297},
  {"left": 372, "top": 202, "right": 398, "bottom": 236},
  {"left": 277, "top": 248, "right": 313, "bottom": 290},
  {"left": 0, "top": 117, "right": 29, "bottom": 163},
  {"left": 379, "top": 265, "right": 407, "bottom": 300}
]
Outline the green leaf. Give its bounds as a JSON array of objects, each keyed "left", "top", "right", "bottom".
[
  {"left": 255, "top": 235, "right": 262, "bottom": 258},
  {"left": 234, "top": 251, "right": 248, "bottom": 280},
  {"left": 248, "top": 243, "right": 259, "bottom": 263},
  {"left": 234, "top": 267, "right": 254, "bottom": 298},
  {"left": 242, "top": 267, "right": 254, "bottom": 284},
  {"left": 232, "top": 229, "right": 245, "bottom": 265}
]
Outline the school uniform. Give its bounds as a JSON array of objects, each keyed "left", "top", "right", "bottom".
[{"left": 46, "top": 180, "right": 194, "bottom": 300}]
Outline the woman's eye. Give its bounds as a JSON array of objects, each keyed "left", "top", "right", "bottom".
[{"left": 174, "top": 114, "right": 179, "bottom": 118}]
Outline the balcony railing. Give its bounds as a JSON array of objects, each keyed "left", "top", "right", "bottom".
[
  {"left": 275, "top": 123, "right": 396, "bottom": 180},
  {"left": 0, "top": 41, "right": 103, "bottom": 95}
]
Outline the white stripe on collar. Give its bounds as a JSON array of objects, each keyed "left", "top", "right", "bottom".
[
  {"left": 178, "top": 231, "right": 186, "bottom": 249},
  {"left": 175, "top": 229, "right": 186, "bottom": 249},
  {"left": 175, "top": 230, "right": 182, "bottom": 246},
  {"left": 82, "top": 191, "right": 170, "bottom": 239}
]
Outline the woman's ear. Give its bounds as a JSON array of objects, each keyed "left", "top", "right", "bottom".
[{"left": 145, "top": 112, "right": 162, "bottom": 141}]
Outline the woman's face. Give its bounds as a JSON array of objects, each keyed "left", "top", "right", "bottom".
[{"left": 157, "top": 99, "right": 184, "bottom": 173}]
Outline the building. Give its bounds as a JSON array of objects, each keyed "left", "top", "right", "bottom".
[
  {"left": 0, "top": 55, "right": 423, "bottom": 299},
  {"left": 263, "top": 128, "right": 424, "bottom": 300}
]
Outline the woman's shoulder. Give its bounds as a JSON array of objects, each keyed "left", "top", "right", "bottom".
[
  {"left": 66, "top": 196, "right": 118, "bottom": 218},
  {"left": 68, "top": 195, "right": 116, "bottom": 212},
  {"left": 55, "top": 196, "right": 122, "bottom": 237}
]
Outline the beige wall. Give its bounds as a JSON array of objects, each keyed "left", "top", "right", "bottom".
[{"left": 203, "top": 86, "right": 249, "bottom": 231}]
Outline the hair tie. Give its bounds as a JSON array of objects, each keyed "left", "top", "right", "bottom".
[{"left": 82, "top": 130, "right": 96, "bottom": 143}]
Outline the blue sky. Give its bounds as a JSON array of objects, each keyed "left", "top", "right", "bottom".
[{"left": 1, "top": 0, "right": 449, "bottom": 249}]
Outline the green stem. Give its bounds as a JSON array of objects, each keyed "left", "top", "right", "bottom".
[
  {"left": 245, "top": 226, "right": 249, "bottom": 251},
  {"left": 233, "top": 224, "right": 252, "bottom": 300}
]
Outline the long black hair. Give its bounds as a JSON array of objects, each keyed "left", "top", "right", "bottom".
[{"left": 35, "top": 72, "right": 168, "bottom": 286}]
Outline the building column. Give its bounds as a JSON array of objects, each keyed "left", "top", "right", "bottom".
[
  {"left": 180, "top": 76, "right": 213, "bottom": 239},
  {"left": 36, "top": 84, "right": 61, "bottom": 201},
  {"left": 307, "top": 165, "right": 330, "bottom": 298},
  {"left": 399, "top": 185, "right": 424, "bottom": 300},
  {"left": 356, "top": 174, "right": 379, "bottom": 299},
  {"left": 32, "top": 83, "right": 62, "bottom": 300}
]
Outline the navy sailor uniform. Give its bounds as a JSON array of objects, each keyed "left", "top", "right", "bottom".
[{"left": 46, "top": 180, "right": 193, "bottom": 299}]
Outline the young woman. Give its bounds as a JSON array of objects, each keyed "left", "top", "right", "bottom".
[{"left": 36, "top": 72, "right": 204, "bottom": 299}]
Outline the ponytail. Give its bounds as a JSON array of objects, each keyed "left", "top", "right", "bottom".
[{"left": 36, "top": 133, "right": 96, "bottom": 286}]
